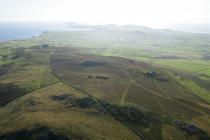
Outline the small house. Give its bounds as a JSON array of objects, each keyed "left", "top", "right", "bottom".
[{"left": 146, "top": 71, "right": 157, "bottom": 77}]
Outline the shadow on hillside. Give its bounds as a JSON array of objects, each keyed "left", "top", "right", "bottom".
[
  {"left": 0, "top": 127, "right": 69, "bottom": 140},
  {"left": 0, "top": 83, "right": 26, "bottom": 106}
]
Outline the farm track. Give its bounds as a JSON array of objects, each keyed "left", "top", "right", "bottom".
[
  {"left": 121, "top": 79, "right": 132, "bottom": 106},
  {"left": 108, "top": 59, "right": 208, "bottom": 116},
  {"left": 132, "top": 73, "right": 207, "bottom": 116},
  {"left": 152, "top": 80, "right": 170, "bottom": 98},
  {"left": 50, "top": 55, "right": 144, "bottom": 140}
]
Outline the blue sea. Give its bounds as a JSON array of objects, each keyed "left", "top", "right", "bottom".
[{"left": 0, "top": 22, "right": 91, "bottom": 42}]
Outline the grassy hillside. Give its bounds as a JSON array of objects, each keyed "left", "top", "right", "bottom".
[{"left": 0, "top": 25, "right": 210, "bottom": 140}]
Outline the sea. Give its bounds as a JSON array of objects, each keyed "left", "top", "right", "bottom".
[{"left": 0, "top": 22, "right": 92, "bottom": 42}]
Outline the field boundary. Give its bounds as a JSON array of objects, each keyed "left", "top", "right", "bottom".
[
  {"left": 0, "top": 80, "right": 60, "bottom": 106},
  {"left": 50, "top": 55, "right": 143, "bottom": 140}
]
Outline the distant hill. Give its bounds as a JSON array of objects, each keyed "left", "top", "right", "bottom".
[{"left": 170, "top": 23, "right": 210, "bottom": 34}]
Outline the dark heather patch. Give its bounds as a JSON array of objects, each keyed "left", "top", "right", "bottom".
[
  {"left": 174, "top": 120, "right": 210, "bottom": 140},
  {"left": 87, "top": 75, "right": 109, "bottom": 80},
  {"left": 51, "top": 95, "right": 98, "bottom": 109},
  {"left": 95, "top": 76, "right": 109, "bottom": 80},
  {"left": 0, "top": 83, "right": 25, "bottom": 106},
  {"left": 101, "top": 102, "right": 163, "bottom": 139},
  {"left": 102, "top": 103, "right": 149, "bottom": 126},
  {"left": 156, "top": 55, "right": 181, "bottom": 59},
  {"left": 0, "top": 63, "right": 13, "bottom": 76},
  {"left": 51, "top": 94, "right": 70, "bottom": 102},
  {"left": 76, "top": 97, "right": 98, "bottom": 108},
  {"left": 80, "top": 60, "right": 106, "bottom": 67},
  {"left": 0, "top": 127, "right": 69, "bottom": 140},
  {"left": 202, "top": 54, "right": 210, "bottom": 60}
]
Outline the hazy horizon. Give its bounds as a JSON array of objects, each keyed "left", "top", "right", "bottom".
[{"left": 0, "top": 0, "right": 210, "bottom": 28}]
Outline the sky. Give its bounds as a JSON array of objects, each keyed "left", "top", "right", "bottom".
[{"left": 0, "top": 0, "right": 210, "bottom": 28}]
